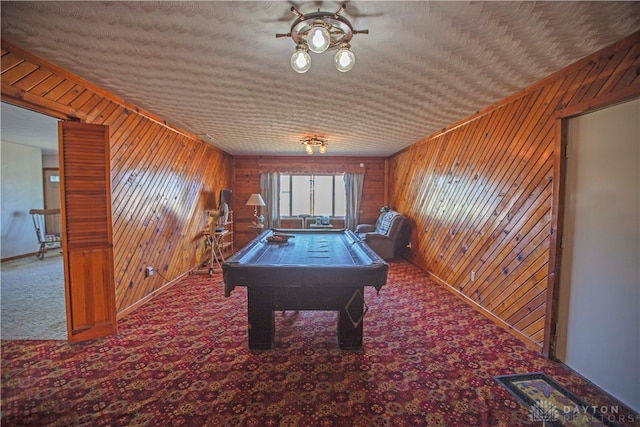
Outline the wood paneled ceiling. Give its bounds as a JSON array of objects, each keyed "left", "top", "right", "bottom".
[{"left": 2, "top": 1, "right": 639, "bottom": 156}]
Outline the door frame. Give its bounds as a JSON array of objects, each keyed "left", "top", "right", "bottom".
[{"left": 543, "top": 90, "right": 640, "bottom": 357}]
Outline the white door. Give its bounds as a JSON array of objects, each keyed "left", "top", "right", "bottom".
[{"left": 555, "top": 98, "right": 639, "bottom": 412}]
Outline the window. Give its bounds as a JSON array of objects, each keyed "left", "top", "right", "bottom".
[{"left": 280, "top": 174, "right": 346, "bottom": 217}]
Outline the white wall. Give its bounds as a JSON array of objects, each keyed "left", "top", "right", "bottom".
[
  {"left": 556, "top": 98, "right": 639, "bottom": 412},
  {"left": 1, "top": 141, "right": 44, "bottom": 259}
]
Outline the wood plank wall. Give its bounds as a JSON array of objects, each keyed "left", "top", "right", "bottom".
[
  {"left": 233, "top": 156, "right": 386, "bottom": 248},
  {"left": 388, "top": 32, "right": 640, "bottom": 349},
  {"left": 1, "top": 41, "right": 233, "bottom": 316}
]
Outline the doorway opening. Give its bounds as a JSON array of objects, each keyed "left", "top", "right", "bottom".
[
  {"left": 0, "top": 102, "right": 67, "bottom": 340},
  {"left": 554, "top": 98, "right": 639, "bottom": 412}
]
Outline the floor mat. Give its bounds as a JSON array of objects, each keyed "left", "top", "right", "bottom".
[{"left": 494, "top": 372, "right": 620, "bottom": 426}]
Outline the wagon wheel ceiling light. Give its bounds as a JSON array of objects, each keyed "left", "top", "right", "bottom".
[
  {"left": 301, "top": 136, "right": 328, "bottom": 155},
  {"left": 276, "top": 3, "right": 368, "bottom": 73}
]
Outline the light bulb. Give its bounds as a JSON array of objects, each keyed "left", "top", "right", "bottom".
[
  {"left": 305, "top": 144, "right": 314, "bottom": 155},
  {"left": 318, "top": 143, "right": 327, "bottom": 154},
  {"left": 291, "top": 46, "right": 311, "bottom": 73},
  {"left": 307, "top": 24, "right": 330, "bottom": 53},
  {"left": 335, "top": 44, "right": 355, "bottom": 72}
]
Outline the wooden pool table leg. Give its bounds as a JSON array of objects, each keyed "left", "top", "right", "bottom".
[
  {"left": 247, "top": 287, "right": 275, "bottom": 350},
  {"left": 338, "top": 287, "right": 365, "bottom": 350}
]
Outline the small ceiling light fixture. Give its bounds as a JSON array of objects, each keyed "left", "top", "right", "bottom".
[
  {"left": 301, "top": 136, "right": 328, "bottom": 155},
  {"left": 276, "top": 3, "right": 368, "bottom": 73}
]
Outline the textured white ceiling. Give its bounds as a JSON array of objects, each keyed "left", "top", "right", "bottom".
[{"left": 2, "top": 1, "right": 639, "bottom": 157}]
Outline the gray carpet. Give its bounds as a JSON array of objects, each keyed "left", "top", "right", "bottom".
[{"left": 1, "top": 253, "right": 67, "bottom": 340}]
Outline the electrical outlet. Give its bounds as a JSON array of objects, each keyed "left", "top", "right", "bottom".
[
  {"left": 470, "top": 271, "right": 476, "bottom": 282},
  {"left": 145, "top": 266, "right": 154, "bottom": 278}
]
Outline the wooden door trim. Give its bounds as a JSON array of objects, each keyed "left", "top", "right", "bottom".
[
  {"left": 1, "top": 83, "right": 85, "bottom": 121},
  {"left": 542, "top": 117, "right": 568, "bottom": 357}
]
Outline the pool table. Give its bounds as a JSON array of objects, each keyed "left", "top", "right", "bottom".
[{"left": 222, "top": 228, "right": 388, "bottom": 350}]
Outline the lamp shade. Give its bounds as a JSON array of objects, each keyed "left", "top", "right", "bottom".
[{"left": 245, "top": 193, "right": 266, "bottom": 207}]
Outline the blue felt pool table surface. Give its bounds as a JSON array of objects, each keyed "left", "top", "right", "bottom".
[{"left": 222, "top": 228, "right": 388, "bottom": 291}]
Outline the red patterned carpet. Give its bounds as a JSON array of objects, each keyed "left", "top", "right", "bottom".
[{"left": 1, "top": 261, "right": 636, "bottom": 426}]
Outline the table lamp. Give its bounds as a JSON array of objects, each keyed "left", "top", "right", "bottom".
[{"left": 245, "top": 193, "right": 266, "bottom": 227}]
